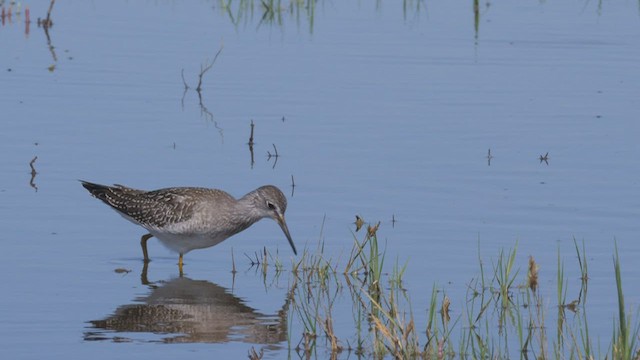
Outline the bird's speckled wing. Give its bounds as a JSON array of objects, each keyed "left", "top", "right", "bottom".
[
  {"left": 82, "top": 181, "right": 217, "bottom": 229},
  {"left": 113, "top": 187, "right": 201, "bottom": 228}
]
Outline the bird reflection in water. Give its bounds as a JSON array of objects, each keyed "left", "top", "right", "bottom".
[{"left": 84, "top": 265, "right": 288, "bottom": 345}]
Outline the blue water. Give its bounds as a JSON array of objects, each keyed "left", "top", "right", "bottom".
[{"left": 1, "top": 0, "right": 639, "bottom": 358}]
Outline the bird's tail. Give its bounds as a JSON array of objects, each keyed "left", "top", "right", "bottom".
[{"left": 79, "top": 180, "right": 111, "bottom": 201}]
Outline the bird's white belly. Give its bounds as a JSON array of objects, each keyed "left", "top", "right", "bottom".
[{"left": 150, "top": 231, "right": 228, "bottom": 255}]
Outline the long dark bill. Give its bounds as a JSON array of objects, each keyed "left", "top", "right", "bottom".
[{"left": 277, "top": 216, "right": 297, "bottom": 255}]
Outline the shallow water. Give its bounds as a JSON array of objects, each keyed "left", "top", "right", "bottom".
[{"left": 1, "top": 0, "right": 639, "bottom": 358}]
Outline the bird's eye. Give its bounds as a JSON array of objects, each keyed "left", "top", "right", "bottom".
[{"left": 266, "top": 201, "right": 276, "bottom": 210}]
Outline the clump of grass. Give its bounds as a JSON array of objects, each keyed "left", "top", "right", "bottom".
[
  {"left": 216, "top": 0, "right": 318, "bottom": 32},
  {"left": 611, "top": 241, "right": 640, "bottom": 360},
  {"left": 247, "top": 218, "right": 640, "bottom": 359},
  {"left": 493, "top": 243, "right": 519, "bottom": 309},
  {"left": 363, "top": 290, "right": 421, "bottom": 358},
  {"left": 341, "top": 217, "right": 421, "bottom": 357},
  {"left": 285, "top": 233, "right": 343, "bottom": 357}
]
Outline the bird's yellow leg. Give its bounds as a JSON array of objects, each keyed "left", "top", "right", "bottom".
[
  {"left": 178, "top": 254, "right": 184, "bottom": 276},
  {"left": 140, "top": 233, "right": 153, "bottom": 262}
]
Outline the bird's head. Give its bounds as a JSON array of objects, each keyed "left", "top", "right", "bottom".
[{"left": 252, "top": 185, "right": 297, "bottom": 255}]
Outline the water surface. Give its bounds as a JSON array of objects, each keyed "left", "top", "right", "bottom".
[{"left": 1, "top": 0, "right": 639, "bottom": 358}]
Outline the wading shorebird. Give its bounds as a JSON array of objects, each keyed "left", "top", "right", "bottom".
[{"left": 80, "top": 181, "right": 296, "bottom": 274}]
